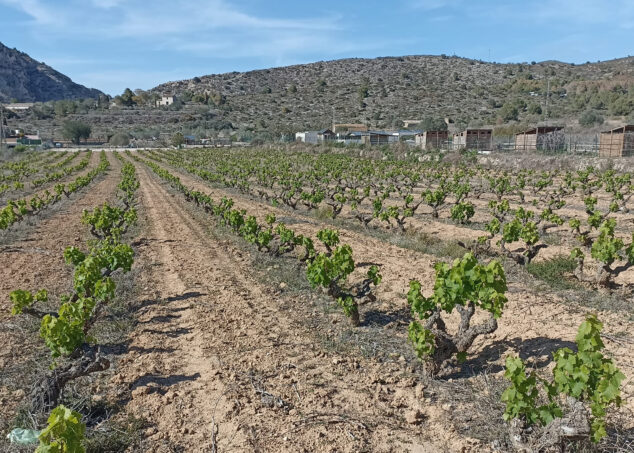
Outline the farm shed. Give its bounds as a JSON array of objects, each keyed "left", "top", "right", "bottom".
[
  {"left": 599, "top": 125, "right": 634, "bottom": 158},
  {"left": 415, "top": 130, "right": 449, "bottom": 150},
  {"left": 514, "top": 126, "right": 565, "bottom": 152},
  {"left": 295, "top": 131, "right": 319, "bottom": 144},
  {"left": 360, "top": 131, "right": 392, "bottom": 146},
  {"left": 317, "top": 129, "right": 336, "bottom": 142},
  {"left": 453, "top": 129, "right": 493, "bottom": 151},
  {"left": 184, "top": 135, "right": 198, "bottom": 145},
  {"left": 18, "top": 135, "right": 42, "bottom": 146},
  {"left": 295, "top": 129, "right": 335, "bottom": 144}
]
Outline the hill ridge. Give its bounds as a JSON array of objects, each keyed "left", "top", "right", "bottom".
[{"left": 0, "top": 42, "right": 104, "bottom": 103}]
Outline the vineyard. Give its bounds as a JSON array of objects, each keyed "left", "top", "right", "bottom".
[{"left": 0, "top": 147, "right": 633, "bottom": 452}]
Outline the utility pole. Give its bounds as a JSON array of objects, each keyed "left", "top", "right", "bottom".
[
  {"left": 0, "top": 102, "right": 4, "bottom": 151},
  {"left": 545, "top": 78, "right": 550, "bottom": 121},
  {"left": 332, "top": 106, "right": 335, "bottom": 132}
]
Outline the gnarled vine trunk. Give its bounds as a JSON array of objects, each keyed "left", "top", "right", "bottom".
[
  {"left": 424, "top": 302, "right": 498, "bottom": 376},
  {"left": 30, "top": 345, "right": 110, "bottom": 413}
]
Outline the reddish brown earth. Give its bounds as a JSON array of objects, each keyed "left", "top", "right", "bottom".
[
  {"left": 0, "top": 151, "right": 98, "bottom": 206},
  {"left": 106, "top": 155, "right": 633, "bottom": 451}
]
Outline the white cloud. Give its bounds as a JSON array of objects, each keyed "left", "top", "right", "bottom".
[
  {"left": 0, "top": 0, "right": 344, "bottom": 61},
  {"left": 0, "top": 0, "right": 364, "bottom": 93},
  {"left": 1, "top": 0, "right": 338, "bottom": 35},
  {"left": 0, "top": 0, "right": 64, "bottom": 25}
]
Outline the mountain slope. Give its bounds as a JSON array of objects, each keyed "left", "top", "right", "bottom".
[
  {"left": 0, "top": 42, "right": 103, "bottom": 102},
  {"left": 152, "top": 55, "right": 634, "bottom": 132}
]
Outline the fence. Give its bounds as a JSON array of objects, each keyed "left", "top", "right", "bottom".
[{"left": 492, "top": 134, "right": 601, "bottom": 155}]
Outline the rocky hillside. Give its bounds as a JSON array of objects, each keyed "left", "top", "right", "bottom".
[
  {"left": 10, "top": 54, "right": 634, "bottom": 142},
  {"left": 0, "top": 42, "right": 103, "bottom": 102},
  {"left": 152, "top": 55, "right": 634, "bottom": 133}
]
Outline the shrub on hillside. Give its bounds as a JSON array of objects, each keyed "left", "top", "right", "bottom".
[
  {"left": 578, "top": 110, "right": 604, "bottom": 127},
  {"left": 109, "top": 132, "right": 130, "bottom": 147}
]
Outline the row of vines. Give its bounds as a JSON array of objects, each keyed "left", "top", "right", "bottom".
[
  {"left": 7, "top": 153, "right": 139, "bottom": 451},
  {"left": 3, "top": 147, "right": 627, "bottom": 450},
  {"left": 130, "top": 150, "right": 625, "bottom": 448},
  {"left": 144, "top": 148, "right": 634, "bottom": 290}
]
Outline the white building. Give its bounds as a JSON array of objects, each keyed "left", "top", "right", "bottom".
[
  {"left": 4, "top": 103, "right": 34, "bottom": 112},
  {"left": 295, "top": 131, "right": 320, "bottom": 144},
  {"left": 156, "top": 94, "right": 175, "bottom": 107}
]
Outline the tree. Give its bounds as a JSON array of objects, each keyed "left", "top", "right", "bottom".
[
  {"left": 609, "top": 96, "right": 634, "bottom": 116},
  {"left": 357, "top": 78, "right": 370, "bottom": 104},
  {"left": 109, "top": 132, "right": 130, "bottom": 147},
  {"left": 420, "top": 117, "right": 448, "bottom": 131},
  {"left": 171, "top": 132, "right": 185, "bottom": 147},
  {"left": 527, "top": 103, "right": 542, "bottom": 115},
  {"left": 499, "top": 99, "right": 526, "bottom": 122},
  {"left": 119, "top": 88, "right": 135, "bottom": 107},
  {"left": 62, "top": 121, "right": 91, "bottom": 145},
  {"left": 499, "top": 102, "right": 519, "bottom": 121},
  {"left": 579, "top": 110, "right": 604, "bottom": 127},
  {"left": 54, "top": 100, "right": 77, "bottom": 117},
  {"left": 132, "top": 89, "right": 150, "bottom": 106},
  {"left": 208, "top": 91, "right": 225, "bottom": 106}
]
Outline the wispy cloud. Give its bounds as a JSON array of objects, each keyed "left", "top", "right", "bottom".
[
  {"left": 0, "top": 0, "right": 345, "bottom": 61},
  {"left": 1, "top": 0, "right": 339, "bottom": 36},
  {"left": 0, "top": 0, "right": 65, "bottom": 25}
]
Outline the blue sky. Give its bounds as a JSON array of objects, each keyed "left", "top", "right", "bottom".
[{"left": 1, "top": 0, "right": 633, "bottom": 95}]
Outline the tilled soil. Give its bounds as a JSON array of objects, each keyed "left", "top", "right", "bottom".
[
  {"left": 0, "top": 153, "right": 121, "bottom": 438},
  {"left": 114, "top": 162, "right": 462, "bottom": 452},
  {"left": 0, "top": 151, "right": 98, "bottom": 206},
  {"left": 143, "top": 157, "right": 634, "bottom": 405},
  {"left": 132, "top": 157, "right": 634, "bottom": 424},
  {"left": 2, "top": 151, "right": 633, "bottom": 452}
]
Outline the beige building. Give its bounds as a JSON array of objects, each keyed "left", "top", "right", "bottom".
[
  {"left": 515, "top": 126, "right": 565, "bottom": 152},
  {"left": 332, "top": 123, "right": 368, "bottom": 133},
  {"left": 4, "top": 103, "right": 34, "bottom": 112},
  {"left": 415, "top": 131, "right": 449, "bottom": 150},
  {"left": 156, "top": 93, "right": 175, "bottom": 107},
  {"left": 453, "top": 129, "right": 493, "bottom": 151},
  {"left": 599, "top": 125, "right": 634, "bottom": 158}
]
